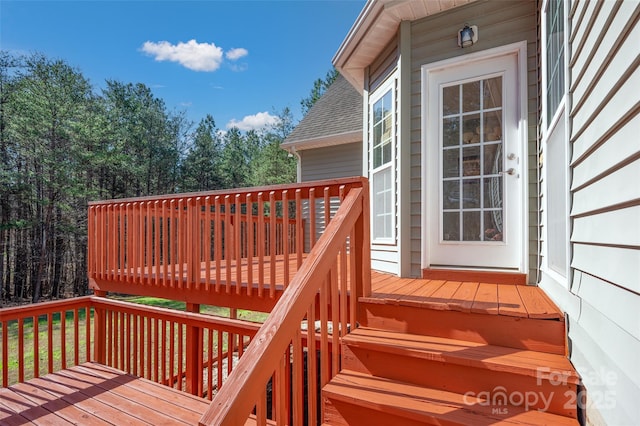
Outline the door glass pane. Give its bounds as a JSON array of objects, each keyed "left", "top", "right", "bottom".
[{"left": 441, "top": 76, "right": 503, "bottom": 242}]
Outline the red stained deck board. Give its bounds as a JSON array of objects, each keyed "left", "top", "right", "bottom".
[
  {"left": 0, "top": 363, "right": 209, "bottom": 426},
  {"left": 325, "top": 370, "right": 578, "bottom": 425},
  {"left": 470, "top": 283, "right": 500, "bottom": 315},
  {"left": 497, "top": 284, "right": 529, "bottom": 318},
  {"left": 447, "top": 281, "right": 479, "bottom": 312},
  {"left": 517, "top": 285, "right": 563, "bottom": 319}
]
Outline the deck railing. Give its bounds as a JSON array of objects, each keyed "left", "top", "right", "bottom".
[
  {"left": 87, "top": 177, "right": 367, "bottom": 309},
  {"left": 0, "top": 297, "right": 262, "bottom": 399},
  {"left": 0, "top": 297, "right": 94, "bottom": 387},
  {"left": 200, "top": 181, "right": 371, "bottom": 425}
]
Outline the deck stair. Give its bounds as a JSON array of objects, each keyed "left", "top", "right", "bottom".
[{"left": 322, "top": 276, "right": 581, "bottom": 425}]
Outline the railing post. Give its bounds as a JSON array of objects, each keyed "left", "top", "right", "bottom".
[
  {"left": 354, "top": 180, "right": 371, "bottom": 302},
  {"left": 93, "top": 291, "right": 107, "bottom": 365},
  {"left": 185, "top": 303, "right": 202, "bottom": 396}
]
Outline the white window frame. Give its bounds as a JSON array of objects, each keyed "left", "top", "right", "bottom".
[
  {"left": 541, "top": 0, "right": 571, "bottom": 283},
  {"left": 369, "top": 75, "right": 397, "bottom": 244}
]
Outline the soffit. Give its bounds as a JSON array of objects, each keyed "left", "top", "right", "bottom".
[{"left": 333, "top": 0, "right": 477, "bottom": 89}]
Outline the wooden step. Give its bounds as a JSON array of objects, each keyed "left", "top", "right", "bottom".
[
  {"left": 342, "top": 327, "right": 579, "bottom": 417},
  {"left": 323, "top": 370, "right": 579, "bottom": 426},
  {"left": 422, "top": 269, "right": 528, "bottom": 285},
  {"left": 359, "top": 299, "right": 567, "bottom": 354}
]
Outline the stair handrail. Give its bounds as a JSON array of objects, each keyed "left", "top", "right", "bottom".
[{"left": 199, "top": 184, "right": 369, "bottom": 425}]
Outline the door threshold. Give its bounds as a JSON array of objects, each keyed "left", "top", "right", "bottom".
[{"left": 422, "top": 268, "right": 528, "bottom": 285}]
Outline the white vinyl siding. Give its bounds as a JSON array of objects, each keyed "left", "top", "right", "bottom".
[{"left": 539, "top": 1, "right": 640, "bottom": 425}]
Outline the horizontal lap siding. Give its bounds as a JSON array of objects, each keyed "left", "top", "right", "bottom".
[
  {"left": 410, "top": 0, "right": 538, "bottom": 278},
  {"left": 300, "top": 142, "right": 363, "bottom": 182},
  {"left": 568, "top": 0, "right": 640, "bottom": 424}
]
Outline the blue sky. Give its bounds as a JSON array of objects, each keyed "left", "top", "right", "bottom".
[{"left": 1, "top": 0, "right": 365, "bottom": 131}]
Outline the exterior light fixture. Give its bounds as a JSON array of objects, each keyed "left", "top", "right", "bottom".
[{"left": 458, "top": 24, "right": 478, "bottom": 48}]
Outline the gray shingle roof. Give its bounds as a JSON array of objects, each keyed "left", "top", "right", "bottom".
[{"left": 283, "top": 74, "right": 362, "bottom": 148}]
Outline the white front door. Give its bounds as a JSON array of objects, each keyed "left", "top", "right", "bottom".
[{"left": 424, "top": 49, "right": 525, "bottom": 270}]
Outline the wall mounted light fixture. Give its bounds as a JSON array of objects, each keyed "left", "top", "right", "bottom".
[{"left": 458, "top": 24, "right": 478, "bottom": 48}]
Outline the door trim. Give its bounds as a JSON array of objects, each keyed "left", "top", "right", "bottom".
[{"left": 420, "top": 41, "right": 529, "bottom": 273}]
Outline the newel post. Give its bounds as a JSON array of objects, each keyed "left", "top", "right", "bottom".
[
  {"left": 185, "top": 303, "right": 202, "bottom": 395},
  {"left": 354, "top": 180, "right": 371, "bottom": 301}
]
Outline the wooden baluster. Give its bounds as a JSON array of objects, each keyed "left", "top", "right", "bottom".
[
  {"left": 119, "top": 204, "right": 126, "bottom": 283},
  {"left": 154, "top": 201, "right": 161, "bottom": 287},
  {"left": 2, "top": 321, "right": 8, "bottom": 387},
  {"left": 85, "top": 306, "right": 91, "bottom": 364},
  {"left": 161, "top": 319, "right": 167, "bottom": 384},
  {"left": 309, "top": 188, "right": 316, "bottom": 250},
  {"left": 246, "top": 193, "right": 254, "bottom": 297},
  {"left": 17, "top": 318, "right": 24, "bottom": 383},
  {"left": 293, "top": 329, "right": 303, "bottom": 425},
  {"left": 145, "top": 201, "right": 152, "bottom": 285},
  {"left": 177, "top": 323, "right": 184, "bottom": 390},
  {"left": 154, "top": 317, "right": 160, "bottom": 383},
  {"left": 34, "top": 315, "right": 40, "bottom": 378},
  {"left": 207, "top": 328, "right": 214, "bottom": 399},
  {"left": 162, "top": 200, "right": 169, "bottom": 288},
  {"left": 47, "top": 313, "right": 53, "bottom": 373},
  {"left": 320, "top": 275, "right": 330, "bottom": 388},
  {"left": 225, "top": 195, "right": 232, "bottom": 294},
  {"left": 340, "top": 241, "right": 349, "bottom": 337},
  {"left": 306, "top": 303, "right": 318, "bottom": 426},
  {"left": 257, "top": 192, "right": 265, "bottom": 298},
  {"left": 125, "top": 313, "right": 131, "bottom": 374},
  {"left": 119, "top": 311, "right": 125, "bottom": 371},
  {"left": 256, "top": 388, "right": 267, "bottom": 426},
  {"left": 146, "top": 316, "right": 152, "bottom": 380},
  {"left": 275, "top": 357, "right": 286, "bottom": 425},
  {"left": 214, "top": 196, "right": 222, "bottom": 293},
  {"left": 186, "top": 198, "right": 194, "bottom": 290},
  {"left": 235, "top": 194, "right": 242, "bottom": 295},
  {"left": 283, "top": 190, "right": 290, "bottom": 288},
  {"left": 169, "top": 321, "right": 175, "bottom": 387},
  {"left": 178, "top": 199, "right": 185, "bottom": 290},
  {"left": 88, "top": 206, "right": 95, "bottom": 280},
  {"left": 296, "top": 189, "right": 303, "bottom": 269},
  {"left": 217, "top": 331, "right": 223, "bottom": 391},
  {"left": 132, "top": 314, "right": 138, "bottom": 377},
  {"left": 137, "top": 202, "right": 144, "bottom": 284},
  {"left": 330, "top": 264, "right": 339, "bottom": 377},
  {"left": 97, "top": 205, "right": 104, "bottom": 280},
  {"left": 269, "top": 191, "right": 276, "bottom": 299},
  {"left": 205, "top": 196, "right": 212, "bottom": 289}
]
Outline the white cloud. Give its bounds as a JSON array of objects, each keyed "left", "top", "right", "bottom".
[
  {"left": 141, "top": 39, "right": 224, "bottom": 72},
  {"left": 226, "top": 112, "right": 280, "bottom": 132},
  {"left": 225, "top": 48, "right": 248, "bottom": 61}
]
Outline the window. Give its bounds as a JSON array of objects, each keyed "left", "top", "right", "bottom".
[
  {"left": 545, "top": 0, "right": 565, "bottom": 126},
  {"left": 542, "top": 0, "right": 569, "bottom": 280},
  {"left": 370, "top": 80, "right": 395, "bottom": 242}
]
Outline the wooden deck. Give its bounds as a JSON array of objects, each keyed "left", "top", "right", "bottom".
[
  {"left": 0, "top": 362, "right": 210, "bottom": 425},
  {"left": 369, "top": 270, "right": 564, "bottom": 319}
]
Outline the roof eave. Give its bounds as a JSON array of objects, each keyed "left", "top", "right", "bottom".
[
  {"left": 281, "top": 130, "right": 362, "bottom": 151},
  {"left": 333, "top": 0, "right": 478, "bottom": 90}
]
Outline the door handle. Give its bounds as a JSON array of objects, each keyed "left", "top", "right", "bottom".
[{"left": 501, "top": 168, "right": 516, "bottom": 176}]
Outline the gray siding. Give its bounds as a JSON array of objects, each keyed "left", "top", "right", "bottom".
[
  {"left": 299, "top": 142, "right": 363, "bottom": 251},
  {"left": 565, "top": 1, "right": 640, "bottom": 424},
  {"left": 409, "top": 0, "right": 539, "bottom": 279},
  {"left": 299, "top": 142, "right": 363, "bottom": 182}
]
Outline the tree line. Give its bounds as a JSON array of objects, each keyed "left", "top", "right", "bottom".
[{"left": 0, "top": 51, "right": 305, "bottom": 304}]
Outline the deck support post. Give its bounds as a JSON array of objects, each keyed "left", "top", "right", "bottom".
[{"left": 185, "top": 302, "right": 202, "bottom": 395}]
